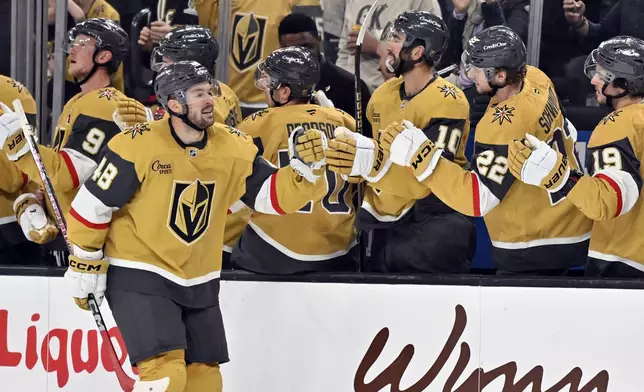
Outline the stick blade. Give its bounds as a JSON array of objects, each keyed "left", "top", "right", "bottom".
[{"left": 356, "top": 0, "right": 380, "bottom": 45}]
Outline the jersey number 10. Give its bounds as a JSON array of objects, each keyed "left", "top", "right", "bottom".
[{"left": 278, "top": 150, "right": 352, "bottom": 214}]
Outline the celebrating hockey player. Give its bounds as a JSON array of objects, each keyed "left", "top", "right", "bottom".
[
  {"left": 326, "top": 11, "right": 475, "bottom": 274},
  {"left": 147, "top": 25, "right": 242, "bottom": 127},
  {"left": 0, "top": 76, "right": 57, "bottom": 263},
  {"left": 373, "top": 26, "right": 592, "bottom": 275},
  {"left": 139, "top": 24, "right": 246, "bottom": 266},
  {"left": 231, "top": 46, "right": 359, "bottom": 274},
  {"left": 508, "top": 36, "right": 644, "bottom": 278},
  {"left": 2, "top": 19, "right": 135, "bottom": 260},
  {"left": 64, "top": 60, "right": 327, "bottom": 391}
]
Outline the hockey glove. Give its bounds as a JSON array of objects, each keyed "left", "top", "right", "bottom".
[
  {"left": 381, "top": 120, "right": 443, "bottom": 182},
  {"left": 509, "top": 133, "right": 571, "bottom": 193},
  {"left": 65, "top": 245, "right": 109, "bottom": 311},
  {"left": 0, "top": 102, "right": 32, "bottom": 161},
  {"left": 113, "top": 96, "right": 154, "bottom": 131},
  {"left": 313, "top": 90, "right": 335, "bottom": 108},
  {"left": 326, "top": 127, "right": 392, "bottom": 182},
  {"left": 288, "top": 126, "right": 327, "bottom": 183},
  {"left": 13, "top": 193, "right": 59, "bottom": 244}
]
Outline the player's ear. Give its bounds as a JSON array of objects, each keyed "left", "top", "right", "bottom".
[
  {"left": 94, "top": 49, "right": 113, "bottom": 66},
  {"left": 494, "top": 69, "right": 507, "bottom": 85},
  {"left": 278, "top": 85, "right": 292, "bottom": 104},
  {"left": 412, "top": 45, "right": 425, "bottom": 62},
  {"left": 168, "top": 99, "right": 183, "bottom": 114}
]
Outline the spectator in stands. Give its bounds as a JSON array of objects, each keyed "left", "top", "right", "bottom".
[
  {"left": 136, "top": 0, "right": 199, "bottom": 51},
  {"left": 321, "top": 0, "right": 346, "bottom": 63},
  {"left": 565, "top": 0, "right": 642, "bottom": 44},
  {"left": 557, "top": 0, "right": 638, "bottom": 106},
  {"left": 336, "top": 0, "right": 443, "bottom": 93},
  {"left": 278, "top": 13, "right": 372, "bottom": 137}
]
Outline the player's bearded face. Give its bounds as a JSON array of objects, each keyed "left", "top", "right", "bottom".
[
  {"left": 383, "top": 29, "right": 406, "bottom": 76},
  {"left": 66, "top": 34, "right": 97, "bottom": 78},
  {"left": 184, "top": 83, "right": 215, "bottom": 129}
]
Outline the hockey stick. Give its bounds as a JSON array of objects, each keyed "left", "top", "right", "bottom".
[
  {"left": 354, "top": 0, "right": 379, "bottom": 270},
  {"left": 437, "top": 64, "right": 457, "bottom": 77},
  {"left": 11, "top": 99, "right": 140, "bottom": 392}
]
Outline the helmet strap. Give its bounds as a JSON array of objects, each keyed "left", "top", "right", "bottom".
[{"left": 601, "top": 83, "right": 629, "bottom": 108}]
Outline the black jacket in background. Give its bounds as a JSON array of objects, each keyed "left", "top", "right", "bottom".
[{"left": 317, "top": 55, "right": 373, "bottom": 139}]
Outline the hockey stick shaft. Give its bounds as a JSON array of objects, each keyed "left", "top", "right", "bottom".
[
  {"left": 354, "top": 0, "right": 379, "bottom": 270},
  {"left": 12, "top": 99, "right": 136, "bottom": 392}
]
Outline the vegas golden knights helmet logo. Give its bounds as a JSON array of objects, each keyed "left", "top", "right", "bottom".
[
  {"left": 168, "top": 179, "right": 216, "bottom": 245},
  {"left": 231, "top": 12, "right": 267, "bottom": 72}
]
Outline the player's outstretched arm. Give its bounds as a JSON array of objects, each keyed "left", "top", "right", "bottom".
[
  {"left": 380, "top": 121, "right": 513, "bottom": 217},
  {"left": 238, "top": 129, "right": 327, "bottom": 215},
  {"left": 65, "top": 139, "right": 142, "bottom": 311},
  {"left": 509, "top": 133, "right": 642, "bottom": 220},
  {"left": 3, "top": 104, "right": 122, "bottom": 194},
  {"left": 325, "top": 126, "right": 430, "bottom": 198}
]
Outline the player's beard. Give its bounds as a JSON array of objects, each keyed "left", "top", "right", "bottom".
[
  {"left": 188, "top": 106, "right": 215, "bottom": 130},
  {"left": 385, "top": 52, "right": 417, "bottom": 77}
]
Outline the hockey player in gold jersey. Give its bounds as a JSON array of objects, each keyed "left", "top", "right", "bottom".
[
  {"left": 3, "top": 19, "right": 135, "bottom": 257},
  {"left": 0, "top": 76, "right": 56, "bottom": 264},
  {"left": 327, "top": 11, "right": 475, "bottom": 273},
  {"left": 140, "top": 24, "right": 246, "bottom": 267},
  {"left": 231, "top": 46, "right": 358, "bottom": 274},
  {"left": 509, "top": 36, "right": 644, "bottom": 278},
  {"left": 64, "top": 61, "right": 327, "bottom": 392},
  {"left": 375, "top": 26, "right": 592, "bottom": 275},
  {"left": 148, "top": 25, "right": 242, "bottom": 127}
]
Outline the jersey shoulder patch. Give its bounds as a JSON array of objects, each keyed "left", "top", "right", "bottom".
[
  {"left": 78, "top": 88, "right": 123, "bottom": 121},
  {"left": 476, "top": 80, "right": 547, "bottom": 145},
  {"left": 590, "top": 103, "right": 644, "bottom": 149},
  {"left": 213, "top": 123, "right": 258, "bottom": 162}
]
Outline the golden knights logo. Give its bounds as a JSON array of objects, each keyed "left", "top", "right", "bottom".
[
  {"left": 124, "top": 123, "right": 150, "bottom": 139},
  {"left": 491, "top": 105, "right": 515, "bottom": 125},
  {"left": 98, "top": 89, "right": 117, "bottom": 101},
  {"left": 168, "top": 179, "right": 216, "bottom": 245},
  {"left": 8, "top": 79, "right": 24, "bottom": 93},
  {"left": 438, "top": 85, "right": 458, "bottom": 99},
  {"left": 231, "top": 12, "right": 268, "bottom": 72},
  {"left": 601, "top": 110, "right": 622, "bottom": 125}
]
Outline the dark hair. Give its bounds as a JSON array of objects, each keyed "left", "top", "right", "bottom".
[{"left": 278, "top": 13, "right": 319, "bottom": 38}]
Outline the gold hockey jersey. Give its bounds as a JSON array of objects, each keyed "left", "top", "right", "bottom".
[
  {"left": 0, "top": 76, "right": 34, "bottom": 244},
  {"left": 195, "top": 0, "right": 314, "bottom": 104},
  {"left": 67, "top": 119, "right": 322, "bottom": 305},
  {"left": 566, "top": 102, "right": 644, "bottom": 267},
  {"left": 362, "top": 75, "right": 470, "bottom": 229},
  {"left": 215, "top": 81, "right": 242, "bottom": 127},
  {"left": 12, "top": 88, "right": 123, "bottom": 224},
  {"left": 236, "top": 104, "right": 357, "bottom": 260},
  {"left": 63, "top": 1, "right": 124, "bottom": 92},
  {"left": 420, "top": 66, "right": 592, "bottom": 271}
]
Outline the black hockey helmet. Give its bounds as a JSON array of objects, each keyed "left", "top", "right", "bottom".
[
  {"left": 254, "top": 46, "right": 320, "bottom": 101},
  {"left": 65, "top": 18, "right": 129, "bottom": 73},
  {"left": 384, "top": 11, "right": 448, "bottom": 64},
  {"left": 154, "top": 60, "right": 212, "bottom": 109},
  {"left": 151, "top": 25, "right": 220, "bottom": 77},
  {"left": 462, "top": 25, "right": 526, "bottom": 83},
  {"left": 584, "top": 36, "right": 644, "bottom": 97}
]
